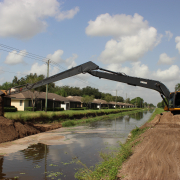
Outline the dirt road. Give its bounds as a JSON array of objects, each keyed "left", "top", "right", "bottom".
[
  {"left": 0, "top": 116, "right": 62, "bottom": 143},
  {"left": 118, "top": 112, "right": 180, "bottom": 180}
]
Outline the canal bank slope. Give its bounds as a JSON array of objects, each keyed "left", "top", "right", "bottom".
[{"left": 118, "top": 110, "right": 180, "bottom": 180}]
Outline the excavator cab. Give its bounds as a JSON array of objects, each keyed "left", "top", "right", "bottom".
[{"left": 165, "top": 92, "right": 180, "bottom": 113}]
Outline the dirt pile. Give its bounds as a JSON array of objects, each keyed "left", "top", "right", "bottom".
[
  {"left": 118, "top": 112, "right": 180, "bottom": 180},
  {"left": 0, "top": 116, "right": 62, "bottom": 143}
]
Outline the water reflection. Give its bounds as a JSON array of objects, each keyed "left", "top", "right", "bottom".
[
  {"left": 21, "top": 143, "right": 49, "bottom": 163},
  {"left": 129, "top": 112, "right": 144, "bottom": 120},
  {"left": 0, "top": 110, "right": 154, "bottom": 180}
]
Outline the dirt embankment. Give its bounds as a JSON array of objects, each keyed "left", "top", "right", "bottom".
[
  {"left": 0, "top": 116, "right": 62, "bottom": 144},
  {"left": 118, "top": 112, "right": 180, "bottom": 180}
]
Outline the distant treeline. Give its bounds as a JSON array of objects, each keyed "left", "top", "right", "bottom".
[{"left": 0, "top": 73, "right": 155, "bottom": 107}]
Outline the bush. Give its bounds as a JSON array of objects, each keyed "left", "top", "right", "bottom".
[
  {"left": 55, "top": 107, "right": 64, "bottom": 111},
  {"left": 42, "top": 107, "right": 64, "bottom": 111},
  {"left": 101, "top": 107, "right": 108, "bottom": 109},
  {"left": 70, "top": 108, "right": 85, "bottom": 110},
  {"left": 4, "top": 106, "right": 17, "bottom": 112},
  {"left": 25, "top": 107, "right": 37, "bottom": 111},
  {"left": 62, "top": 120, "right": 76, "bottom": 127},
  {"left": 91, "top": 108, "right": 99, "bottom": 110}
]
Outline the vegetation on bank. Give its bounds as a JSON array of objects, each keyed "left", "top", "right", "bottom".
[
  {"left": 74, "top": 108, "right": 161, "bottom": 180},
  {"left": 4, "top": 108, "right": 140, "bottom": 122},
  {"left": 61, "top": 109, "right": 146, "bottom": 127},
  {"left": 147, "top": 108, "right": 164, "bottom": 122}
]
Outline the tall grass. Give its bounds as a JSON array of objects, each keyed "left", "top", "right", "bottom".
[{"left": 4, "top": 108, "right": 140, "bottom": 122}]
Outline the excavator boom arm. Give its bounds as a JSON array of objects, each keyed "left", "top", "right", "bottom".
[
  {"left": 6, "top": 61, "right": 170, "bottom": 105},
  {"left": 88, "top": 70, "right": 170, "bottom": 100}
]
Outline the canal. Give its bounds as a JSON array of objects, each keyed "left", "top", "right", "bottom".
[{"left": 0, "top": 109, "right": 154, "bottom": 180}]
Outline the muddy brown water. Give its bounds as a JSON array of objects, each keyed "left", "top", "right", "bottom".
[{"left": 0, "top": 110, "right": 154, "bottom": 180}]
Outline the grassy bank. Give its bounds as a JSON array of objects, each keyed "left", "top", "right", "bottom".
[
  {"left": 74, "top": 108, "right": 163, "bottom": 180},
  {"left": 4, "top": 108, "right": 140, "bottom": 122}
]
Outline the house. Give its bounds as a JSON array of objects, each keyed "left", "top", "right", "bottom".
[
  {"left": 66, "top": 96, "right": 108, "bottom": 109},
  {"left": 66, "top": 96, "right": 82, "bottom": 108},
  {"left": 7, "top": 91, "right": 70, "bottom": 111},
  {"left": 92, "top": 99, "right": 108, "bottom": 109}
]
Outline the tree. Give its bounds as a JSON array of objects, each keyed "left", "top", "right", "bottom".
[
  {"left": 144, "top": 102, "right": 148, "bottom": 108},
  {"left": 0, "top": 82, "right": 13, "bottom": 90},
  {"left": 81, "top": 95, "right": 94, "bottom": 109},
  {"left": 157, "top": 100, "right": 165, "bottom": 108},
  {"left": 25, "top": 73, "right": 44, "bottom": 111},
  {"left": 175, "top": 83, "right": 180, "bottom": 91},
  {"left": 104, "top": 95, "right": 112, "bottom": 108},
  {"left": 130, "top": 97, "right": 144, "bottom": 108},
  {"left": 125, "top": 98, "right": 130, "bottom": 103},
  {"left": 116, "top": 96, "right": 124, "bottom": 102},
  {"left": 82, "top": 86, "right": 101, "bottom": 99}
]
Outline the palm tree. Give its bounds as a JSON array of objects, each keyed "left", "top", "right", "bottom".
[{"left": 175, "top": 83, "right": 180, "bottom": 91}]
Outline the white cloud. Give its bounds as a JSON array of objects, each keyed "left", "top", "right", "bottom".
[
  {"left": 107, "top": 61, "right": 149, "bottom": 78},
  {"left": 47, "top": 50, "right": 64, "bottom": 63},
  {"left": 47, "top": 50, "right": 78, "bottom": 69},
  {"left": 28, "top": 62, "right": 47, "bottom": 76},
  {"left": 158, "top": 53, "right": 175, "bottom": 65},
  {"left": 99, "top": 27, "right": 161, "bottom": 63},
  {"left": 0, "top": 0, "right": 79, "bottom": 39},
  {"left": 107, "top": 61, "right": 180, "bottom": 84},
  {"left": 153, "top": 65, "right": 180, "bottom": 82},
  {"left": 175, "top": 36, "right": 180, "bottom": 54},
  {"left": 86, "top": 13, "right": 148, "bottom": 38},
  {"left": 65, "top": 54, "right": 77, "bottom": 69},
  {"left": 4, "top": 50, "right": 27, "bottom": 65},
  {"left": 165, "top": 31, "right": 173, "bottom": 41},
  {"left": 86, "top": 13, "right": 162, "bottom": 64},
  {"left": 56, "top": 6, "right": 79, "bottom": 21}
]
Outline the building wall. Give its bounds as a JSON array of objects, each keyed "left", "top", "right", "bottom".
[
  {"left": 11, "top": 100, "right": 24, "bottom": 111},
  {"left": 24, "top": 100, "right": 29, "bottom": 108}
]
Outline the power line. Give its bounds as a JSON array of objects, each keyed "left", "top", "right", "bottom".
[
  {"left": 0, "top": 69, "right": 28, "bottom": 76},
  {"left": 0, "top": 43, "right": 117, "bottom": 92}
]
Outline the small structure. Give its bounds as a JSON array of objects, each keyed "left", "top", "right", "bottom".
[
  {"left": 66, "top": 96, "right": 82, "bottom": 108},
  {"left": 7, "top": 91, "right": 70, "bottom": 111},
  {"left": 92, "top": 99, "right": 108, "bottom": 109}
]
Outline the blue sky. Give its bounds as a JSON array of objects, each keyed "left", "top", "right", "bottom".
[{"left": 0, "top": 0, "right": 180, "bottom": 105}]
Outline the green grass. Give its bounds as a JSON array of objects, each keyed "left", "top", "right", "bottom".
[
  {"left": 74, "top": 108, "right": 162, "bottom": 180},
  {"left": 147, "top": 108, "right": 164, "bottom": 123},
  {"left": 4, "top": 108, "right": 140, "bottom": 122}
]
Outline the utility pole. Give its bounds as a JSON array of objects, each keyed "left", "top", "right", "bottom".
[
  {"left": 126, "top": 93, "right": 127, "bottom": 108},
  {"left": 45, "top": 60, "right": 50, "bottom": 112},
  {"left": 115, "top": 90, "right": 117, "bottom": 108}
]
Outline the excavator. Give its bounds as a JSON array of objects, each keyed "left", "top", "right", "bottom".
[{"left": 0, "top": 61, "right": 178, "bottom": 115}]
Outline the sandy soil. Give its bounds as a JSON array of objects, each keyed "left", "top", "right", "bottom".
[
  {"left": 0, "top": 116, "right": 62, "bottom": 144},
  {"left": 117, "top": 112, "right": 180, "bottom": 180}
]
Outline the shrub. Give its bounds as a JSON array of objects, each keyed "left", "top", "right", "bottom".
[
  {"left": 70, "top": 108, "right": 85, "bottom": 110},
  {"left": 25, "top": 107, "right": 37, "bottom": 111},
  {"left": 42, "top": 107, "right": 64, "bottom": 111},
  {"left": 62, "top": 120, "right": 76, "bottom": 127},
  {"left": 101, "top": 107, "right": 108, "bottom": 109},
  {"left": 55, "top": 107, "right": 64, "bottom": 111},
  {"left": 4, "top": 106, "right": 17, "bottom": 112}
]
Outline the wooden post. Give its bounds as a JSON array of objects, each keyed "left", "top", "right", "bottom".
[{"left": 0, "top": 96, "right": 4, "bottom": 116}]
